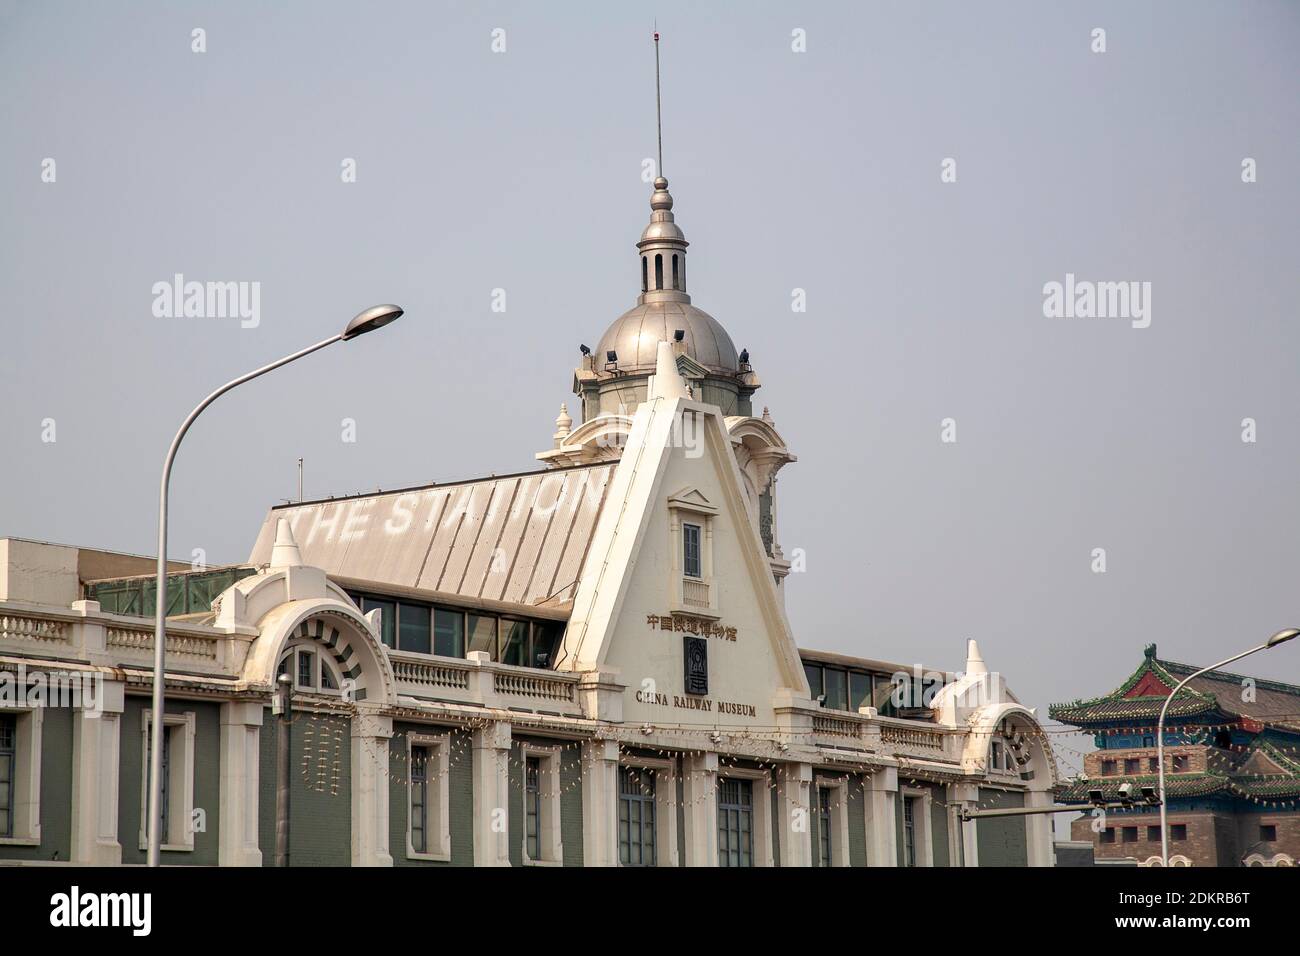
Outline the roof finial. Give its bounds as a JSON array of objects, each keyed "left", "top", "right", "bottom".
[{"left": 653, "top": 26, "right": 663, "bottom": 179}]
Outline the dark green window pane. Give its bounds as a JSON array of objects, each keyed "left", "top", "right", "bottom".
[
  {"left": 501, "top": 620, "right": 529, "bottom": 666},
  {"left": 849, "top": 672, "right": 872, "bottom": 712},
  {"left": 530, "top": 620, "right": 563, "bottom": 668},
  {"left": 433, "top": 608, "right": 464, "bottom": 658},
  {"left": 824, "top": 668, "right": 848, "bottom": 711},
  {"left": 803, "top": 664, "right": 823, "bottom": 699},
  {"left": 363, "top": 597, "right": 396, "bottom": 648},
  {"left": 873, "top": 675, "right": 897, "bottom": 717},
  {"left": 467, "top": 614, "right": 497, "bottom": 659},
  {"left": 398, "top": 602, "right": 431, "bottom": 654}
]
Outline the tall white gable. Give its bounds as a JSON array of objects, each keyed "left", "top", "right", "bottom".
[{"left": 559, "top": 374, "right": 810, "bottom": 728}]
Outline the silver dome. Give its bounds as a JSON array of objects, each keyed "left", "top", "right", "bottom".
[{"left": 596, "top": 301, "right": 738, "bottom": 373}]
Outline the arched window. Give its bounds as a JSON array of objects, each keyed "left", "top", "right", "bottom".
[
  {"left": 672, "top": 254, "right": 680, "bottom": 290},
  {"left": 641, "top": 257, "right": 648, "bottom": 293},
  {"left": 655, "top": 254, "right": 663, "bottom": 290},
  {"left": 277, "top": 642, "right": 343, "bottom": 695}
]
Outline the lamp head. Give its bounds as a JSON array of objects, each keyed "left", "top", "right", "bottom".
[
  {"left": 1267, "top": 628, "right": 1300, "bottom": 648},
  {"left": 342, "top": 304, "right": 403, "bottom": 341}
]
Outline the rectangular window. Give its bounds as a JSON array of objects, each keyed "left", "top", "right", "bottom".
[
  {"left": 1101, "top": 759, "right": 1116, "bottom": 776},
  {"left": 1142, "top": 735, "right": 1154, "bottom": 748},
  {"left": 1122, "top": 826, "right": 1138, "bottom": 843},
  {"left": 682, "top": 523, "right": 702, "bottom": 578},
  {"left": 500, "top": 619, "right": 530, "bottom": 667},
  {"left": 1124, "top": 758, "right": 1140, "bottom": 774},
  {"left": 1171, "top": 824, "right": 1187, "bottom": 842},
  {"left": 296, "top": 649, "right": 314, "bottom": 689},
  {"left": 618, "top": 767, "right": 656, "bottom": 866},
  {"left": 717, "top": 778, "right": 754, "bottom": 868},
  {"left": 140, "top": 712, "right": 195, "bottom": 852},
  {"left": 467, "top": 614, "right": 498, "bottom": 659},
  {"left": 817, "top": 786, "right": 832, "bottom": 868},
  {"left": 848, "top": 672, "right": 872, "bottom": 712},
  {"left": 1100, "top": 828, "right": 1116, "bottom": 844},
  {"left": 410, "top": 745, "right": 429, "bottom": 854},
  {"left": 902, "top": 796, "right": 918, "bottom": 866},
  {"left": 362, "top": 596, "right": 396, "bottom": 648},
  {"left": 1147, "top": 757, "right": 1158, "bottom": 773},
  {"left": 433, "top": 608, "right": 465, "bottom": 658},
  {"left": 872, "top": 674, "right": 897, "bottom": 717},
  {"left": 804, "top": 663, "right": 823, "bottom": 701},
  {"left": 525, "top": 757, "right": 542, "bottom": 861},
  {"left": 530, "top": 621, "right": 563, "bottom": 669},
  {"left": 1171, "top": 755, "right": 1188, "bottom": 772},
  {"left": 1147, "top": 825, "right": 1161, "bottom": 841},
  {"left": 145, "top": 725, "right": 174, "bottom": 840},
  {"left": 0, "top": 714, "right": 14, "bottom": 839},
  {"left": 823, "top": 668, "right": 848, "bottom": 711},
  {"left": 398, "top": 602, "right": 431, "bottom": 654},
  {"left": 406, "top": 736, "right": 450, "bottom": 860},
  {"left": 1260, "top": 824, "right": 1277, "bottom": 842}
]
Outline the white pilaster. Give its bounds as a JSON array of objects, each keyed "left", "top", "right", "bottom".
[
  {"left": 776, "top": 761, "right": 812, "bottom": 867},
  {"left": 682, "top": 752, "right": 718, "bottom": 866},
  {"left": 472, "top": 721, "right": 512, "bottom": 866},
  {"left": 218, "top": 701, "right": 263, "bottom": 866},
  {"left": 1025, "top": 788, "right": 1055, "bottom": 867},
  {"left": 350, "top": 711, "right": 393, "bottom": 866},
  {"left": 949, "top": 782, "right": 980, "bottom": 867},
  {"left": 70, "top": 679, "right": 124, "bottom": 865},
  {"left": 581, "top": 738, "right": 620, "bottom": 866},
  {"left": 864, "top": 765, "right": 898, "bottom": 867}
]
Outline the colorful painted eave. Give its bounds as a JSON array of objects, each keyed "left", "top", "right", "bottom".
[{"left": 1049, "top": 653, "right": 1218, "bottom": 728}]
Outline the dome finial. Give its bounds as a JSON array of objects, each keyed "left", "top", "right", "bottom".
[{"left": 553, "top": 403, "right": 572, "bottom": 447}]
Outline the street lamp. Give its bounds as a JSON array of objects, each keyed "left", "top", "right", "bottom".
[
  {"left": 147, "top": 304, "right": 403, "bottom": 867},
  {"left": 1156, "top": 627, "right": 1299, "bottom": 866}
]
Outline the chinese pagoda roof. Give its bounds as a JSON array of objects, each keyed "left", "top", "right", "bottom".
[{"left": 1049, "top": 643, "right": 1300, "bottom": 733}]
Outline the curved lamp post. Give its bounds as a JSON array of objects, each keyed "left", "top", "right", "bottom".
[
  {"left": 147, "top": 304, "right": 403, "bottom": 867},
  {"left": 1157, "top": 627, "right": 1299, "bottom": 866}
]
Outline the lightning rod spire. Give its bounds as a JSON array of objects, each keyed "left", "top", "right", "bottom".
[{"left": 654, "top": 27, "right": 663, "bottom": 178}]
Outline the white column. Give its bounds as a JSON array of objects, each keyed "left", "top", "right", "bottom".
[
  {"left": 350, "top": 711, "right": 393, "bottom": 866},
  {"left": 949, "top": 782, "right": 980, "bottom": 867},
  {"left": 581, "top": 738, "right": 620, "bottom": 866},
  {"left": 682, "top": 752, "right": 718, "bottom": 866},
  {"left": 1025, "top": 788, "right": 1055, "bottom": 867},
  {"left": 776, "top": 761, "right": 812, "bottom": 867},
  {"left": 472, "top": 721, "right": 512, "bottom": 866},
  {"left": 218, "top": 701, "right": 263, "bottom": 866},
  {"left": 864, "top": 765, "right": 898, "bottom": 867},
  {"left": 70, "top": 679, "right": 124, "bottom": 865}
]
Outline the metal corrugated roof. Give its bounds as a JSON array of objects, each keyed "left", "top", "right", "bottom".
[{"left": 247, "top": 463, "right": 615, "bottom": 611}]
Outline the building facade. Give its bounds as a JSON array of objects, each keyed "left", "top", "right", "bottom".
[
  {"left": 0, "top": 176, "right": 1060, "bottom": 868},
  {"left": 1051, "top": 644, "right": 1300, "bottom": 867}
]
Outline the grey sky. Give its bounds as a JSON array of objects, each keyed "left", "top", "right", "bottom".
[{"left": 3, "top": 1, "right": 1299, "bottom": 783}]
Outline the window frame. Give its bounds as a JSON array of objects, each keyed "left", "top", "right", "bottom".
[
  {"left": 138, "top": 709, "right": 196, "bottom": 852},
  {"left": 0, "top": 708, "right": 43, "bottom": 845},
  {"left": 814, "top": 775, "right": 851, "bottom": 867},
  {"left": 715, "top": 767, "right": 775, "bottom": 868},
  {"left": 405, "top": 733, "right": 451, "bottom": 862},
  {"left": 618, "top": 756, "right": 678, "bottom": 867},
  {"left": 899, "top": 787, "right": 935, "bottom": 867},
  {"left": 518, "top": 743, "right": 563, "bottom": 866},
  {"left": 618, "top": 766, "right": 657, "bottom": 867},
  {"left": 667, "top": 488, "right": 719, "bottom": 617},
  {"left": 277, "top": 642, "right": 345, "bottom": 698}
]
